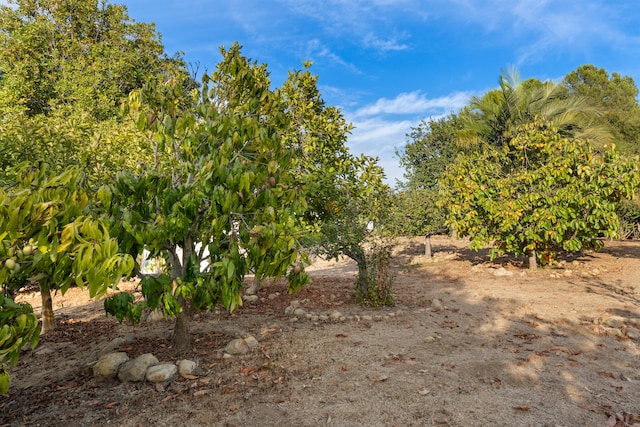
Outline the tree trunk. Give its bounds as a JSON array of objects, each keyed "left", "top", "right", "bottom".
[
  {"left": 245, "top": 275, "right": 261, "bottom": 295},
  {"left": 424, "top": 235, "right": 432, "bottom": 260},
  {"left": 40, "top": 282, "right": 55, "bottom": 334},
  {"left": 451, "top": 228, "right": 458, "bottom": 240},
  {"left": 171, "top": 297, "right": 192, "bottom": 352},
  {"left": 527, "top": 250, "right": 537, "bottom": 270}
]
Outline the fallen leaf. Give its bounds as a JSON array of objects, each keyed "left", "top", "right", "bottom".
[
  {"left": 341, "top": 366, "right": 349, "bottom": 371},
  {"left": 239, "top": 367, "right": 257, "bottom": 374},
  {"left": 222, "top": 386, "right": 237, "bottom": 394},
  {"left": 577, "top": 404, "right": 601, "bottom": 414},
  {"left": 193, "top": 389, "right": 209, "bottom": 397},
  {"left": 182, "top": 374, "right": 198, "bottom": 380},
  {"left": 336, "top": 333, "right": 348, "bottom": 338},
  {"left": 228, "top": 405, "right": 239, "bottom": 411},
  {"left": 598, "top": 371, "right": 616, "bottom": 379},
  {"left": 374, "top": 375, "right": 389, "bottom": 383},
  {"left": 513, "top": 406, "right": 530, "bottom": 411},
  {"left": 103, "top": 402, "right": 119, "bottom": 409},
  {"left": 155, "top": 383, "right": 165, "bottom": 392}
]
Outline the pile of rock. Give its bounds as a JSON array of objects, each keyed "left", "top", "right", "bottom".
[
  {"left": 92, "top": 335, "right": 261, "bottom": 383},
  {"left": 93, "top": 352, "right": 196, "bottom": 383},
  {"left": 283, "top": 300, "right": 406, "bottom": 323},
  {"left": 593, "top": 315, "right": 640, "bottom": 341}
]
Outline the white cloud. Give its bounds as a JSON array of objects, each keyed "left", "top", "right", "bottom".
[
  {"left": 353, "top": 91, "right": 472, "bottom": 117},
  {"left": 306, "top": 39, "right": 361, "bottom": 74}
]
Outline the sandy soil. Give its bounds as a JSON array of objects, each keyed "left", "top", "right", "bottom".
[{"left": 2, "top": 236, "right": 640, "bottom": 427}]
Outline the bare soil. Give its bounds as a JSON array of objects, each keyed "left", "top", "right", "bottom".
[{"left": 2, "top": 236, "right": 640, "bottom": 427}]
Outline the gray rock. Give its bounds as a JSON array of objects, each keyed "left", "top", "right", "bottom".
[
  {"left": 431, "top": 299, "right": 444, "bottom": 312},
  {"left": 146, "top": 363, "right": 177, "bottom": 383},
  {"left": 225, "top": 338, "right": 249, "bottom": 355},
  {"left": 293, "top": 308, "right": 306, "bottom": 317},
  {"left": 362, "top": 315, "right": 373, "bottom": 322},
  {"left": 319, "top": 315, "right": 329, "bottom": 322},
  {"left": 243, "top": 336, "right": 259, "bottom": 349},
  {"left": 99, "top": 335, "right": 136, "bottom": 357},
  {"left": 268, "top": 293, "right": 278, "bottom": 300},
  {"left": 94, "top": 352, "right": 129, "bottom": 382},
  {"left": 118, "top": 353, "right": 159, "bottom": 383},
  {"left": 626, "top": 329, "right": 640, "bottom": 341},
  {"left": 146, "top": 308, "right": 164, "bottom": 322},
  {"left": 243, "top": 295, "right": 259, "bottom": 303},
  {"left": 177, "top": 359, "right": 197, "bottom": 376}
]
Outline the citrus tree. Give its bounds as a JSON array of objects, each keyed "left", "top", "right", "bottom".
[
  {"left": 439, "top": 118, "right": 640, "bottom": 268},
  {"left": 102, "top": 45, "right": 309, "bottom": 351}
]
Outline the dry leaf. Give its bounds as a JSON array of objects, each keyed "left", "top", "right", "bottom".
[
  {"left": 228, "top": 405, "right": 239, "bottom": 411},
  {"left": 182, "top": 374, "right": 198, "bottom": 380},
  {"left": 374, "top": 375, "right": 389, "bottom": 383},
  {"left": 193, "top": 389, "right": 209, "bottom": 397},
  {"left": 513, "top": 406, "right": 530, "bottom": 411},
  {"left": 578, "top": 404, "right": 601, "bottom": 414},
  {"left": 336, "top": 333, "right": 348, "bottom": 338},
  {"left": 598, "top": 371, "right": 616, "bottom": 379},
  {"left": 155, "top": 383, "right": 165, "bottom": 393},
  {"left": 239, "top": 367, "right": 257, "bottom": 374},
  {"left": 103, "top": 401, "right": 119, "bottom": 409}
]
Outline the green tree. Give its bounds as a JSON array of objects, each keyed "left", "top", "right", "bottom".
[
  {"left": 103, "top": 45, "right": 309, "bottom": 351},
  {"left": 564, "top": 64, "right": 640, "bottom": 155},
  {"left": 0, "top": 294, "right": 40, "bottom": 394},
  {"left": 0, "top": 0, "right": 187, "bottom": 186},
  {"left": 397, "top": 114, "right": 462, "bottom": 191},
  {"left": 439, "top": 118, "right": 640, "bottom": 268},
  {"left": 280, "top": 65, "right": 392, "bottom": 305},
  {"left": 0, "top": 164, "right": 134, "bottom": 333}
]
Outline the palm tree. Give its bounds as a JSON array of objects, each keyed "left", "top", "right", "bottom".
[{"left": 457, "top": 67, "right": 610, "bottom": 150}]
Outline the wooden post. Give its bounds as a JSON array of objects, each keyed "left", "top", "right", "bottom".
[{"left": 425, "top": 235, "right": 432, "bottom": 260}]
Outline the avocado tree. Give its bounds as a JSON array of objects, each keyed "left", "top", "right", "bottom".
[
  {"left": 103, "top": 45, "right": 309, "bottom": 351},
  {"left": 439, "top": 118, "right": 640, "bottom": 268},
  {"left": 0, "top": 294, "right": 40, "bottom": 394},
  {"left": 0, "top": 164, "right": 134, "bottom": 333}
]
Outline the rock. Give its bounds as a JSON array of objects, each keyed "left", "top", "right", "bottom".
[
  {"left": 289, "top": 300, "right": 301, "bottom": 309},
  {"left": 362, "top": 315, "right": 373, "bottom": 322},
  {"left": 243, "top": 295, "right": 259, "bottom": 303},
  {"left": 329, "top": 311, "right": 342, "bottom": 322},
  {"left": 146, "top": 308, "right": 164, "bottom": 322},
  {"left": 626, "top": 329, "right": 640, "bottom": 341},
  {"left": 493, "top": 267, "right": 513, "bottom": 277},
  {"left": 177, "top": 359, "right": 197, "bottom": 376},
  {"left": 146, "top": 363, "right": 177, "bottom": 383},
  {"left": 268, "top": 293, "right": 278, "bottom": 300},
  {"left": 94, "top": 352, "right": 129, "bottom": 382},
  {"left": 284, "top": 306, "right": 294, "bottom": 315},
  {"left": 118, "top": 354, "right": 159, "bottom": 383},
  {"left": 431, "top": 299, "right": 444, "bottom": 312},
  {"left": 603, "top": 317, "right": 620, "bottom": 328},
  {"left": 225, "top": 338, "right": 249, "bottom": 355},
  {"left": 243, "top": 336, "right": 259, "bottom": 349},
  {"left": 310, "top": 315, "right": 319, "bottom": 322},
  {"left": 319, "top": 315, "right": 329, "bottom": 322},
  {"left": 293, "top": 308, "right": 306, "bottom": 317},
  {"left": 99, "top": 335, "right": 136, "bottom": 357},
  {"left": 33, "top": 345, "right": 54, "bottom": 356},
  {"left": 395, "top": 310, "right": 404, "bottom": 317}
]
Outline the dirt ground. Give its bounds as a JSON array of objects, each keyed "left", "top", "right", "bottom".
[{"left": 2, "top": 236, "right": 640, "bottom": 427}]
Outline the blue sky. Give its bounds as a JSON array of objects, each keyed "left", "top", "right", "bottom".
[{"left": 61, "top": 1, "right": 640, "bottom": 184}]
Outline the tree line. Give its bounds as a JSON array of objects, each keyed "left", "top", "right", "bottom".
[{"left": 1, "top": 0, "right": 639, "bottom": 394}]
